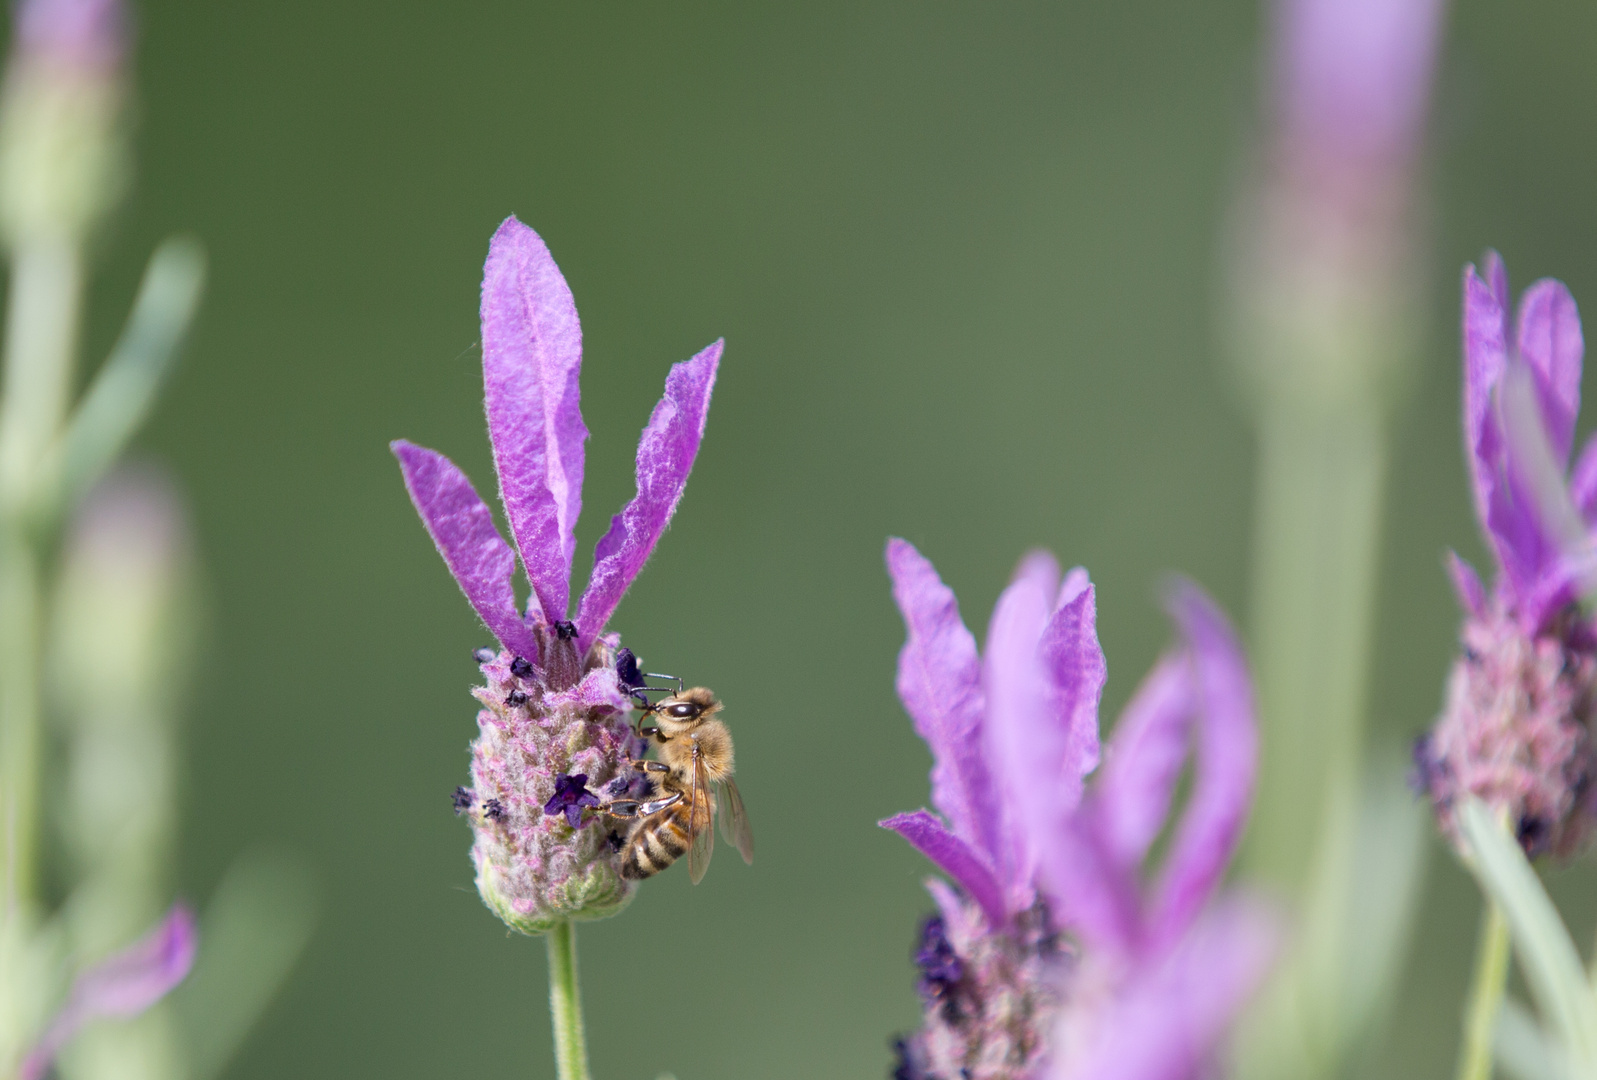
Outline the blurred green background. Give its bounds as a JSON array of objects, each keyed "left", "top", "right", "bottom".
[{"left": 63, "top": 0, "right": 1597, "bottom": 1076}]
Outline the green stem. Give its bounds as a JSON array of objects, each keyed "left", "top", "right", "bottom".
[
  {"left": 1456, "top": 900, "right": 1511, "bottom": 1080},
  {"left": 0, "top": 238, "right": 82, "bottom": 910},
  {"left": 546, "top": 921, "right": 591, "bottom": 1080}
]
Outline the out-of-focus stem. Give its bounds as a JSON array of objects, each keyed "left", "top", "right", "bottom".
[
  {"left": 0, "top": 237, "right": 83, "bottom": 908},
  {"left": 1245, "top": 405, "right": 1385, "bottom": 891},
  {"left": 1236, "top": 401, "right": 1387, "bottom": 1080},
  {"left": 546, "top": 920, "right": 591, "bottom": 1080},
  {"left": 0, "top": 529, "right": 39, "bottom": 906},
  {"left": 1456, "top": 900, "right": 1510, "bottom": 1080}
]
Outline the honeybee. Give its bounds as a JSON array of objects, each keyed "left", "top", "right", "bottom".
[{"left": 605, "top": 685, "right": 753, "bottom": 883}]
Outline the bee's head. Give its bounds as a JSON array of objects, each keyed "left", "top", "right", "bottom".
[{"left": 651, "top": 686, "right": 720, "bottom": 731}]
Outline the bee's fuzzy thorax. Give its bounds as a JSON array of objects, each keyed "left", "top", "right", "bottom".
[{"left": 463, "top": 635, "right": 638, "bottom": 934}]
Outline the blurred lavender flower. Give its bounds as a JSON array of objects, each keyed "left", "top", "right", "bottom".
[
  {"left": 1415, "top": 253, "right": 1597, "bottom": 860},
  {"left": 18, "top": 904, "right": 195, "bottom": 1080},
  {"left": 393, "top": 215, "right": 720, "bottom": 934},
  {"left": 880, "top": 541, "right": 1275, "bottom": 1080}
]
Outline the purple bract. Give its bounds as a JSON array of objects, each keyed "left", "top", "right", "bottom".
[
  {"left": 393, "top": 216, "right": 720, "bottom": 932},
  {"left": 20, "top": 905, "right": 196, "bottom": 1080},
  {"left": 880, "top": 541, "right": 1275, "bottom": 1080}
]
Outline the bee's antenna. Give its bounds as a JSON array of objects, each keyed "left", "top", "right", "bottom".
[{"left": 644, "top": 672, "right": 683, "bottom": 696}]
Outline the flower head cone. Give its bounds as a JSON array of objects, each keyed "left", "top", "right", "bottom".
[
  {"left": 1415, "top": 252, "right": 1597, "bottom": 860},
  {"left": 393, "top": 217, "right": 720, "bottom": 934},
  {"left": 880, "top": 541, "right": 1275, "bottom": 1080}
]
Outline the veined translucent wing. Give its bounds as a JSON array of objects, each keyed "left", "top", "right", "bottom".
[
  {"left": 686, "top": 743, "right": 715, "bottom": 885},
  {"left": 716, "top": 778, "right": 753, "bottom": 865}
]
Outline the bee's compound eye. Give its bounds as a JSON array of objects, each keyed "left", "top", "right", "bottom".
[{"left": 666, "top": 702, "right": 700, "bottom": 720}]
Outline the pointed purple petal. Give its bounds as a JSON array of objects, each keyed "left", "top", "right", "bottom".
[
  {"left": 1570, "top": 432, "right": 1597, "bottom": 526},
  {"left": 21, "top": 906, "right": 197, "bottom": 1080},
  {"left": 481, "top": 216, "right": 588, "bottom": 623},
  {"left": 880, "top": 539, "right": 999, "bottom": 862},
  {"left": 574, "top": 341, "right": 720, "bottom": 651},
  {"left": 880, "top": 810, "right": 1007, "bottom": 927},
  {"left": 1444, "top": 550, "right": 1487, "bottom": 617},
  {"left": 1149, "top": 582, "right": 1257, "bottom": 949},
  {"left": 1093, "top": 654, "right": 1192, "bottom": 870},
  {"left": 392, "top": 441, "right": 539, "bottom": 660},
  {"left": 1058, "top": 565, "right": 1091, "bottom": 608},
  {"left": 1514, "top": 279, "right": 1583, "bottom": 468},
  {"left": 1039, "top": 578, "right": 1106, "bottom": 803},
  {"left": 1012, "top": 549, "right": 1061, "bottom": 608},
  {"left": 1463, "top": 258, "right": 1509, "bottom": 535},
  {"left": 1048, "top": 815, "right": 1142, "bottom": 953},
  {"left": 982, "top": 567, "right": 1058, "bottom": 896},
  {"left": 1056, "top": 895, "right": 1278, "bottom": 1080}
]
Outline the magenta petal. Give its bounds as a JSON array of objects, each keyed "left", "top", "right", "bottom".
[
  {"left": 1093, "top": 654, "right": 1192, "bottom": 870},
  {"left": 392, "top": 442, "right": 539, "bottom": 660},
  {"left": 881, "top": 539, "right": 1001, "bottom": 863},
  {"left": 1444, "top": 550, "right": 1487, "bottom": 617},
  {"left": 21, "top": 906, "right": 197, "bottom": 1080},
  {"left": 880, "top": 810, "right": 1007, "bottom": 927},
  {"left": 1571, "top": 432, "right": 1597, "bottom": 526},
  {"left": 1149, "top": 582, "right": 1258, "bottom": 950},
  {"left": 481, "top": 216, "right": 588, "bottom": 624},
  {"left": 1057, "top": 895, "right": 1278, "bottom": 1080},
  {"left": 1039, "top": 579, "right": 1106, "bottom": 807},
  {"left": 1463, "top": 258, "right": 1510, "bottom": 535},
  {"left": 574, "top": 341, "right": 720, "bottom": 651},
  {"left": 982, "top": 568, "right": 1057, "bottom": 894},
  {"left": 1012, "top": 548, "right": 1061, "bottom": 608},
  {"left": 1515, "top": 279, "right": 1584, "bottom": 468}
]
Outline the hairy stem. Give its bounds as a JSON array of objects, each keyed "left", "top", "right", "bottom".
[
  {"left": 546, "top": 920, "right": 592, "bottom": 1080},
  {"left": 1456, "top": 900, "right": 1511, "bottom": 1080}
]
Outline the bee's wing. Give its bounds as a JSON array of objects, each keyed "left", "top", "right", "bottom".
[
  {"left": 686, "top": 746, "right": 715, "bottom": 885},
  {"left": 716, "top": 778, "right": 753, "bottom": 865}
]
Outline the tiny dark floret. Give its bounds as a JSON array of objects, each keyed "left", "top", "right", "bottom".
[
  {"left": 472, "top": 647, "right": 496, "bottom": 664},
  {"left": 913, "top": 915, "right": 965, "bottom": 1022},
  {"left": 510, "top": 655, "right": 535, "bottom": 679},
  {"left": 554, "top": 620, "right": 578, "bottom": 641},
  {"left": 505, "top": 690, "right": 528, "bottom": 706},
  {"left": 452, "top": 786, "right": 475, "bottom": 814},
  {"left": 483, "top": 798, "right": 507, "bottom": 822},
  {"left": 616, "top": 647, "right": 645, "bottom": 689},
  {"left": 544, "top": 773, "right": 600, "bottom": 828},
  {"left": 606, "top": 830, "right": 625, "bottom": 852}
]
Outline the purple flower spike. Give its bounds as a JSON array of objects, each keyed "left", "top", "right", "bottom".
[
  {"left": 576, "top": 340, "right": 721, "bottom": 652},
  {"left": 1420, "top": 255, "right": 1597, "bottom": 861},
  {"left": 544, "top": 773, "right": 600, "bottom": 829},
  {"left": 881, "top": 543, "right": 1273, "bottom": 1080},
  {"left": 392, "top": 217, "right": 723, "bottom": 932},
  {"left": 481, "top": 218, "right": 587, "bottom": 624},
  {"left": 21, "top": 905, "right": 197, "bottom": 1080}
]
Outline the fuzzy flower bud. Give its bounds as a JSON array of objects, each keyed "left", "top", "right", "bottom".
[
  {"left": 1417, "top": 601, "right": 1597, "bottom": 859},
  {"left": 0, "top": 0, "right": 127, "bottom": 243},
  {"left": 893, "top": 889, "right": 1061, "bottom": 1080},
  {"left": 462, "top": 631, "right": 638, "bottom": 934}
]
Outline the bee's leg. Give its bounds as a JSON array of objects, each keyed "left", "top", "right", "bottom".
[
  {"left": 632, "top": 760, "right": 670, "bottom": 774},
  {"left": 600, "top": 800, "right": 641, "bottom": 818},
  {"left": 637, "top": 793, "right": 682, "bottom": 815}
]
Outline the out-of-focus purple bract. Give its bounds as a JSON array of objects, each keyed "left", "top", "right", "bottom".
[
  {"left": 880, "top": 541, "right": 1276, "bottom": 1080},
  {"left": 1416, "top": 254, "right": 1597, "bottom": 860},
  {"left": 19, "top": 904, "right": 196, "bottom": 1080}
]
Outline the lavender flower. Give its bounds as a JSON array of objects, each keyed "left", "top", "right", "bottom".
[
  {"left": 1415, "top": 253, "right": 1597, "bottom": 859},
  {"left": 18, "top": 904, "right": 195, "bottom": 1080},
  {"left": 393, "top": 216, "right": 720, "bottom": 934},
  {"left": 880, "top": 541, "right": 1274, "bottom": 1080}
]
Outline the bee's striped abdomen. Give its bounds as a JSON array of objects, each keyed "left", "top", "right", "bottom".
[{"left": 621, "top": 804, "right": 692, "bottom": 880}]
